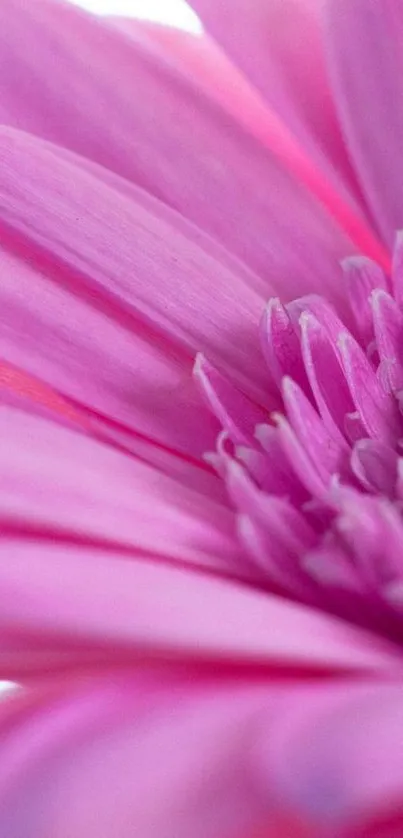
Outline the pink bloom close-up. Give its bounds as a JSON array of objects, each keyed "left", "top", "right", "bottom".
[{"left": 3, "top": 0, "right": 403, "bottom": 835}]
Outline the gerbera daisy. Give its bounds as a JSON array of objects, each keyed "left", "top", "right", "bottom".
[{"left": 1, "top": 1, "right": 403, "bottom": 835}]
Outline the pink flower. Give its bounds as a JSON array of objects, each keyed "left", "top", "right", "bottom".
[{"left": 2, "top": 0, "right": 403, "bottom": 835}]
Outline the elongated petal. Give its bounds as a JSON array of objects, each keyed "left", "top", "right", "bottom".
[
  {"left": 335, "top": 491, "right": 403, "bottom": 591},
  {"left": 0, "top": 674, "right": 320, "bottom": 838},
  {"left": 112, "top": 17, "right": 384, "bottom": 272},
  {"left": 261, "top": 298, "right": 309, "bottom": 392},
  {"left": 325, "top": 0, "right": 403, "bottom": 244},
  {"left": 0, "top": 538, "right": 400, "bottom": 676},
  {"left": 0, "top": 127, "right": 273, "bottom": 458},
  {"left": 300, "top": 312, "right": 353, "bottom": 444},
  {"left": 272, "top": 412, "right": 331, "bottom": 500},
  {"left": 0, "top": 675, "right": 273, "bottom": 838},
  {"left": 343, "top": 257, "right": 388, "bottom": 347},
  {"left": 194, "top": 354, "right": 270, "bottom": 446},
  {"left": 0, "top": 677, "right": 402, "bottom": 837},
  {"left": 0, "top": 358, "right": 229, "bottom": 502},
  {"left": 0, "top": 2, "right": 372, "bottom": 302},
  {"left": 351, "top": 439, "right": 398, "bottom": 498},
  {"left": 229, "top": 464, "right": 316, "bottom": 596},
  {"left": 372, "top": 289, "right": 403, "bottom": 393},
  {"left": 254, "top": 424, "right": 309, "bottom": 504},
  {"left": 0, "top": 407, "right": 242, "bottom": 577},
  {"left": 337, "top": 332, "right": 400, "bottom": 444},
  {"left": 188, "top": 0, "right": 368, "bottom": 212},
  {"left": 282, "top": 377, "right": 348, "bottom": 484}
]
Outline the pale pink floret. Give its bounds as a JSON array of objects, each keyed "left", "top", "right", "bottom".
[{"left": 197, "top": 234, "right": 403, "bottom": 642}]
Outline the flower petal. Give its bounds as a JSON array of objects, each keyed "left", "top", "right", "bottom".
[
  {"left": 111, "top": 17, "right": 385, "bottom": 271},
  {"left": 281, "top": 377, "right": 348, "bottom": 485},
  {"left": 188, "top": 0, "right": 372, "bottom": 217},
  {"left": 0, "top": 406, "right": 242, "bottom": 578},
  {"left": 0, "top": 126, "right": 274, "bottom": 458},
  {"left": 194, "top": 354, "right": 270, "bottom": 447},
  {"left": 259, "top": 682, "right": 403, "bottom": 831},
  {"left": 0, "top": 539, "right": 400, "bottom": 677},
  {"left": 0, "top": 1, "right": 373, "bottom": 297},
  {"left": 372, "top": 289, "right": 403, "bottom": 393},
  {"left": 0, "top": 676, "right": 401, "bottom": 837},
  {"left": 299, "top": 312, "right": 353, "bottom": 444},
  {"left": 325, "top": 0, "right": 403, "bottom": 244},
  {"left": 0, "top": 674, "right": 272, "bottom": 838},
  {"left": 0, "top": 674, "right": 318, "bottom": 838},
  {"left": 261, "top": 298, "right": 309, "bottom": 393},
  {"left": 337, "top": 332, "right": 400, "bottom": 444},
  {"left": 350, "top": 439, "right": 398, "bottom": 498},
  {"left": 343, "top": 256, "right": 388, "bottom": 347}
]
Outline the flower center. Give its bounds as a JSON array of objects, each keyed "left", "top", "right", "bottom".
[{"left": 195, "top": 233, "right": 403, "bottom": 641}]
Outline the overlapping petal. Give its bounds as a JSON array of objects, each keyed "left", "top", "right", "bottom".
[
  {"left": 188, "top": 0, "right": 367, "bottom": 210},
  {"left": 0, "top": 123, "right": 371, "bottom": 466},
  {"left": 325, "top": 0, "right": 403, "bottom": 245},
  {"left": 0, "top": 676, "right": 403, "bottom": 837},
  {"left": 1, "top": 2, "right": 403, "bottom": 836},
  {"left": 0, "top": 0, "right": 380, "bottom": 291},
  {"left": 260, "top": 682, "right": 403, "bottom": 834},
  {"left": 0, "top": 530, "right": 400, "bottom": 677},
  {"left": 0, "top": 126, "right": 271, "bottom": 458},
  {"left": 0, "top": 674, "right": 310, "bottom": 838},
  {"left": 0, "top": 406, "right": 242, "bottom": 576}
]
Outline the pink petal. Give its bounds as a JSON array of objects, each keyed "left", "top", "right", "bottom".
[
  {"left": 254, "top": 423, "right": 309, "bottom": 504},
  {"left": 258, "top": 682, "right": 403, "bottom": 831},
  {"left": 343, "top": 256, "right": 388, "bottom": 347},
  {"left": 261, "top": 298, "right": 309, "bottom": 393},
  {"left": 0, "top": 677, "right": 402, "bottom": 837},
  {"left": 0, "top": 363, "right": 227, "bottom": 502},
  {"left": 46, "top": 137, "right": 266, "bottom": 297},
  {"left": 299, "top": 311, "right": 354, "bottom": 444},
  {"left": 0, "top": 674, "right": 274, "bottom": 838},
  {"left": 194, "top": 354, "right": 270, "bottom": 447},
  {"left": 0, "top": 674, "right": 322, "bottom": 837},
  {"left": 303, "top": 540, "right": 363, "bottom": 595},
  {"left": 335, "top": 491, "right": 403, "bottom": 591},
  {"left": 271, "top": 411, "right": 332, "bottom": 500},
  {"left": 0, "top": 406, "right": 243, "bottom": 578},
  {"left": 286, "top": 293, "right": 351, "bottom": 340},
  {"left": 0, "top": 127, "right": 276, "bottom": 457},
  {"left": 342, "top": 807, "right": 403, "bottom": 838},
  {"left": 188, "top": 0, "right": 385, "bottom": 242},
  {"left": 392, "top": 231, "right": 403, "bottom": 305},
  {"left": 371, "top": 289, "right": 403, "bottom": 393},
  {"left": 325, "top": 0, "right": 403, "bottom": 245},
  {"left": 111, "top": 17, "right": 386, "bottom": 274},
  {"left": 186, "top": 0, "right": 339, "bottom": 165},
  {"left": 337, "top": 332, "right": 401, "bottom": 444},
  {"left": 0, "top": 537, "right": 400, "bottom": 676},
  {"left": 0, "top": 360, "right": 92, "bottom": 429},
  {"left": 350, "top": 439, "right": 398, "bottom": 498},
  {"left": 227, "top": 461, "right": 316, "bottom": 554},
  {"left": 0, "top": 2, "right": 366, "bottom": 300},
  {"left": 228, "top": 462, "right": 316, "bottom": 596},
  {"left": 281, "top": 377, "right": 348, "bottom": 485}
]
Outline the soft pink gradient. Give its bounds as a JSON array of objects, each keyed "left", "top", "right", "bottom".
[{"left": 1, "top": 0, "right": 403, "bottom": 835}]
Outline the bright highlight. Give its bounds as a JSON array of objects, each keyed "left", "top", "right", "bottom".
[{"left": 68, "top": 0, "right": 202, "bottom": 32}]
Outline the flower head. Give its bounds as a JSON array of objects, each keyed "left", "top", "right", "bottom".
[
  {"left": 2, "top": 0, "right": 403, "bottom": 836},
  {"left": 196, "top": 235, "right": 403, "bottom": 643}
]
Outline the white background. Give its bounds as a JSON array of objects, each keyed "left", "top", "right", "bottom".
[{"left": 68, "top": 0, "right": 202, "bottom": 31}]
